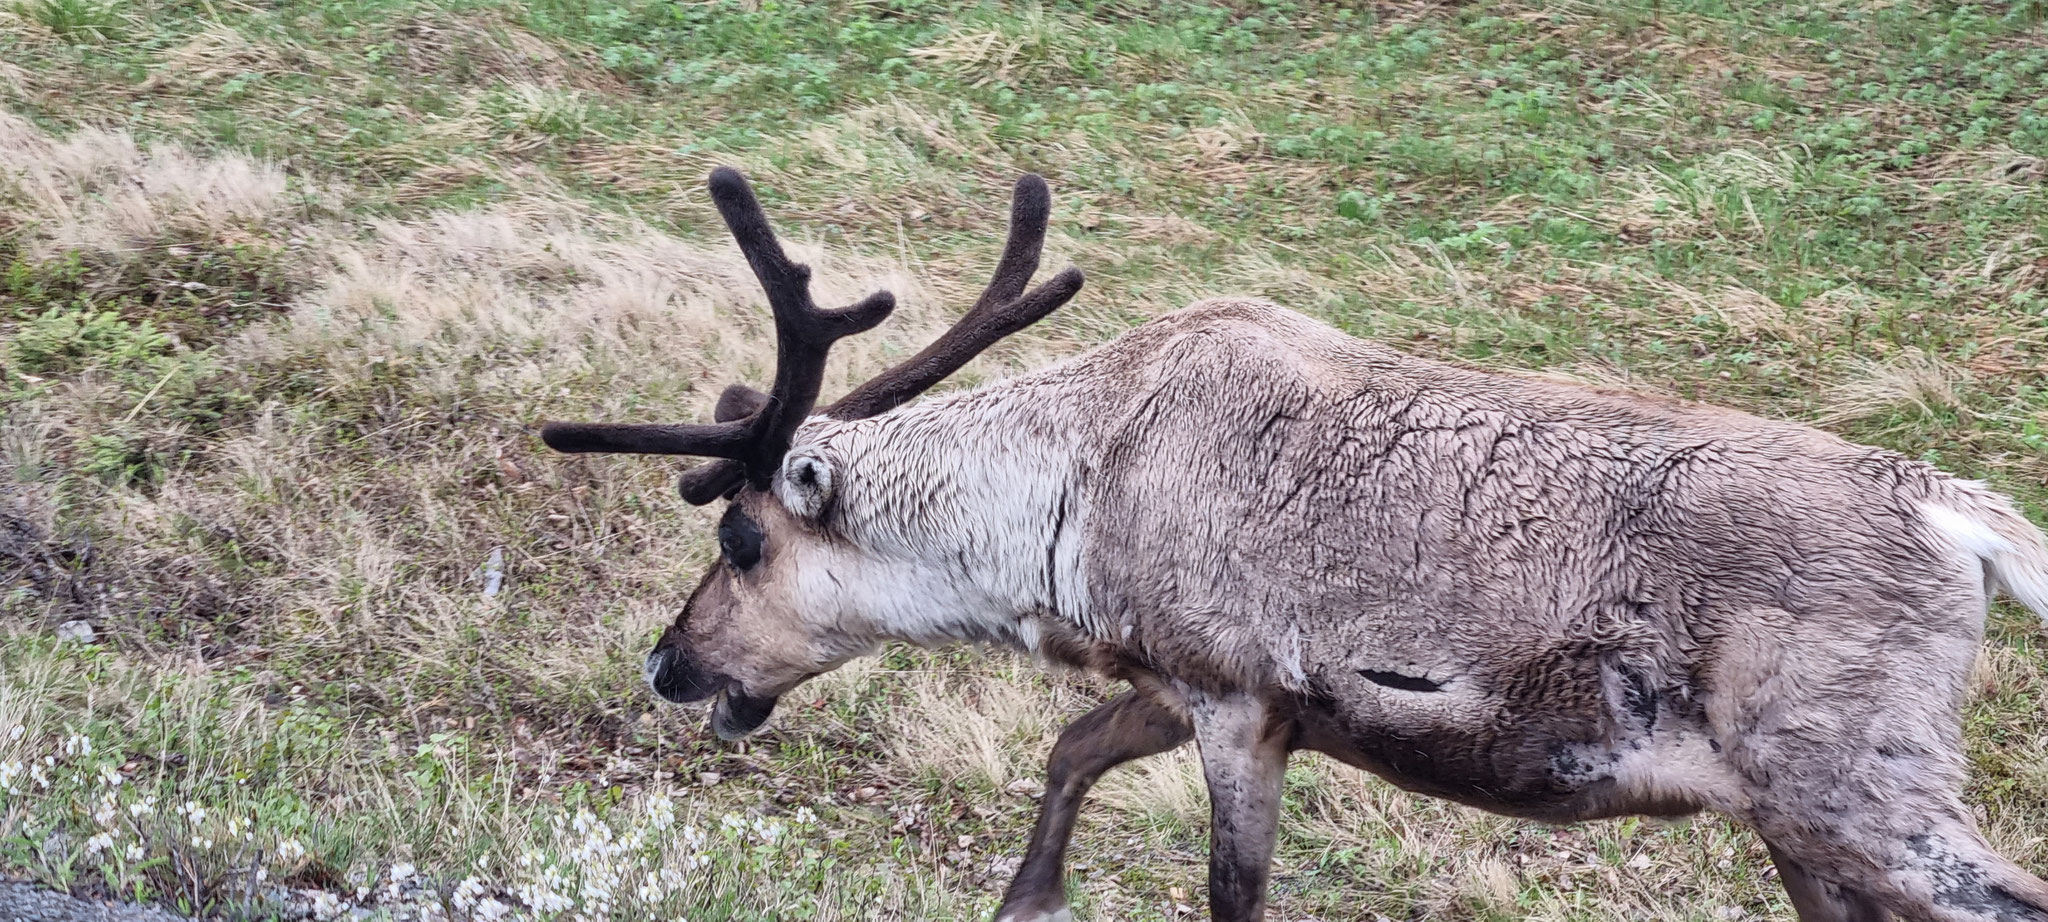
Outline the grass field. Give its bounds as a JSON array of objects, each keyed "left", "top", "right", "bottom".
[{"left": 3, "top": 0, "right": 2046, "bottom": 919}]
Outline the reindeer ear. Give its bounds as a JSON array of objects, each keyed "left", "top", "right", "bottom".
[{"left": 775, "top": 449, "right": 836, "bottom": 520}]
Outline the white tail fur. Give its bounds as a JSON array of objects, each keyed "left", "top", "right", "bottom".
[{"left": 1922, "top": 487, "right": 2048, "bottom": 621}]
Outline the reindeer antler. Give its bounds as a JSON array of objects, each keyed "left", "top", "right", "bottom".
[
  {"left": 676, "top": 173, "right": 1083, "bottom": 503},
  {"left": 543, "top": 168, "right": 1083, "bottom": 505},
  {"left": 541, "top": 167, "right": 893, "bottom": 482},
  {"left": 827, "top": 174, "right": 1085, "bottom": 419}
]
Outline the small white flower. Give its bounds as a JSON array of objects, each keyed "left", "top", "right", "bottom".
[
  {"left": 792, "top": 806, "right": 817, "bottom": 825},
  {"left": 390, "top": 861, "right": 415, "bottom": 883},
  {"left": 474, "top": 897, "right": 512, "bottom": 922},
  {"left": 63, "top": 734, "right": 92, "bottom": 756},
  {"left": 124, "top": 842, "right": 145, "bottom": 862},
  {"left": 85, "top": 832, "right": 115, "bottom": 855},
  {"left": 277, "top": 837, "right": 307, "bottom": 862},
  {"left": 645, "top": 792, "right": 677, "bottom": 829},
  {"left": 451, "top": 876, "right": 486, "bottom": 911},
  {"left": 130, "top": 796, "right": 157, "bottom": 818},
  {"left": 311, "top": 891, "right": 346, "bottom": 920},
  {"left": 6, "top": 726, "right": 22, "bottom": 741},
  {"left": 97, "top": 764, "right": 122, "bottom": 788}
]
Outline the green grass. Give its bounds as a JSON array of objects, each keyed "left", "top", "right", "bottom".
[{"left": 2, "top": 0, "right": 2046, "bottom": 919}]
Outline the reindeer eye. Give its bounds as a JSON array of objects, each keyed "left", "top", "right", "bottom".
[{"left": 717, "top": 505, "right": 765, "bottom": 570}]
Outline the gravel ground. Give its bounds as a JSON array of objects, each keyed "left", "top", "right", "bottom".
[{"left": 0, "top": 882, "right": 193, "bottom": 922}]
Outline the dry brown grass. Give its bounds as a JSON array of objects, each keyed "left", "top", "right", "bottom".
[
  {"left": 0, "top": 110, "right": 302, "bottom": 258},
  {"left": 886, "top": 670, "right": 1062, "bottom": 793},
  {"left": 1817, "top": 348, "right": 1972, "bottom": 425},
  {"left": 910, "top": 10, "right": 1113, "bottom": 89}
]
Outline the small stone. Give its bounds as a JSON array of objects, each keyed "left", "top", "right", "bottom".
[
  {"left": 56, "top": 620, "right": 96, "bottom": 644},
  {"left": 697, "top": 771, "right": 722, "bottom": 786},
  {"left": 480, "top": 547, "right": 505, "bottom": 598}
]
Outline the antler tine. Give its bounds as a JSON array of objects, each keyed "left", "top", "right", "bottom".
[
  {"left": 706, "top": 166, "right": 896, "bottom": 487},
  {"left": 671, "top": 385, "right": 767, "bottom": 505},
  {"left": 824, "top": 173, "right": 1084, "bottom": 421},
  {"left": 707, "top": 168, "right": 897, "bottom": 348},
  {"left": 540, "top": 419, "right": 755, "bottom": 456},
  {"left": 968, "top": 172, "right": 1052, "bottom": 312},
  {"left": 713, "top": 384, "right": 771, "bottom": 423}
]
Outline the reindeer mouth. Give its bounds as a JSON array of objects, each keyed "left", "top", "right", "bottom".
[{"left": 711, "top": 685, "right": 779, "bottom": 740}]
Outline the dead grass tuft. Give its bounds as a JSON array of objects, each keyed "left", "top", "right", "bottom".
[
  {"left": 910, "top": 11, "right": 1111, "bottom": 88},
  {"left": 1711, "top": 284, "right": 1795, "bottom": 341},
  {"left": 143, "top": 23, "right": 326, "bottom": 94},
  {"left": 0, "top": 110, "right": 302, "bottom": 258},
  {"left": 1817, "top": 349, "right": 1971, "bottom": 425},
  {"left": 1092, "top": 746, "right": 1208, "bottom": 826},
  {"left": 886, "top": 671, "right": 1059, "bottom": 792},
  {"left": 1595, "top": 166, "right": 1712, "bottom": 242},
  {"left": 390, "top": 15, "right": 629, "bottom": 94}
]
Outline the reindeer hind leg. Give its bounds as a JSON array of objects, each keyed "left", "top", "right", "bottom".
[
  {"left": 1766, "top": 840, "right": 1892, "bottom": 922},
  {"left": 1710, "top": 607, "right": 2048, "bottom": 922}
]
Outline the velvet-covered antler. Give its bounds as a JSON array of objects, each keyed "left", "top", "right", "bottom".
[
  {"left": 541, "top": 167, "right": 894, "bottom": 483},
  {"left": 543, "top": 169, "right": 1084, "bottom": 505}
]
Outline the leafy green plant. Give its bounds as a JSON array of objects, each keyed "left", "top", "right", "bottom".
[
  {"left": 12, "top": 0, "right": 123, "bottom": 42},
  {"left": 5, "top": 305, "right": 172, "bottom": 377}
]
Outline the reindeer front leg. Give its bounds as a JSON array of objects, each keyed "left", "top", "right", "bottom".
[
  {"left": 996, "top": 691, "right": 1192, "bottom": 922},
  {"left": 1189, "top": 692, "right": 1292, "bottom": 922}
]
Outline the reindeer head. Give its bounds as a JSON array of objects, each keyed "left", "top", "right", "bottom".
[{"left": 541, "top": 169, "right": 1082, "bottom": 739}]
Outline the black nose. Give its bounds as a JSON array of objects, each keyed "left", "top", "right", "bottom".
[{"left": 644, "top": 647, "right": 722, "bottom": 704}]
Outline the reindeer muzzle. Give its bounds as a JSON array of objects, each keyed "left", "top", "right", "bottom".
[{"left": 644, "top": 647, "right": 722, "bottom": 705}]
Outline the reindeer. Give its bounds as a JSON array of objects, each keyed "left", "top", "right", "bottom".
[{"left": 541, "top": 169, "right": 2048, "bottom": 922}]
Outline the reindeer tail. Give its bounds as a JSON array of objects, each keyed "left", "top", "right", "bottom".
[{"left": 1922, "top": 484, "right": 2048, "bottom": 623}]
